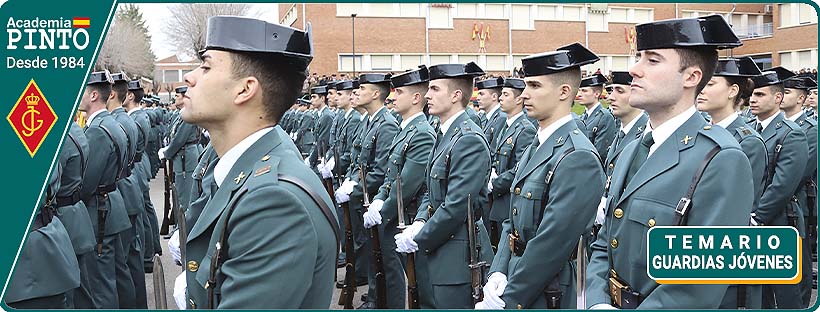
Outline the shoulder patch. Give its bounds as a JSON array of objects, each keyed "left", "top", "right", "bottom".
[{"left": 698, "top": 126, "right": 736, "bottom": 149}]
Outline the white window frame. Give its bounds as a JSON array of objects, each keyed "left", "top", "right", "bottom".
[{"left": 428, "top": 4, "right": 453, "bottom": 29}]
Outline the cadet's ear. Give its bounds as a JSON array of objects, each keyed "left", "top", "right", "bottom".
[
  {"left": 558, "top": 84, "right": 573, "bottom": 101},
  {"left": 452, "top": 89, "right": 463, "bottom": 105},
  {"left": 681, "top": 66, "right": 703, "bottom": 90},
  {"left": 235, "top": 76, "right": 259, "bottom": 106}
]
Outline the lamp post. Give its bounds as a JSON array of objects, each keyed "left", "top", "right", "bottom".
[{"left": 351, "top": 13, "right": 357, "bottom": 76}]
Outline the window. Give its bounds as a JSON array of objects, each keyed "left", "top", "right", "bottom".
[
  {"left": 400, "top": 55, "right": 422, "bottom": 70},
  {"left": 339, "top": 55, "right": 363, "bottom": 72},
  {"left": 610, "top": 8, "right": 628, "bottom": 23},
  {"left": 511, "top": 4, "right": 532, "bottom": 29},
  {"left": 563, "top": 6, "right": 584, "bottom": 21},
  {"left": 611, "top": 56, "right": 630, "bottom": 71},
  {"left": 371, "top": 55, "right": 393, "bottom": 70},
  {"left": 779, "top": 52, "right": 793, "bottom": 70},
  {"left": 458, "top": 54, "right": 479, "bottom": 64},
  {"left": 798, "top": 50, "right": 815, "bottom": 69},
  {"left": 369, "top": 3, "right": 395, "bottom": 16},
  {"left": 537, "top": 5, "right": 557, "bottom": 20},
  {"left": 512, "top": 55, "right": 526, "bottom": 69},
  {"left": 429, "top": 6, "right": 451, "bottom": 28},
  {"left": 485, "top": 4, "right": 506, "bottom": 18},
  {"left": 748, "top": 54, "right": 772, "bottom": 70},
  {"left": 588, "top": 12, "right": 607, "bottom": 31},
  {"left": 163, "top": 70, "right": 179, "bottom": 83},
  {"left": 799, "top": 4, "right": 817, "bottom": 24},
  {"left": 337, "top": 4, "right": 362, "bottom": 16},
  {"left": 399, "top": 3, "right": 421, "bottom": 17},
  {"left": 682, "top": 11, "right": 697, "bottom": 19},
  {"left": 633, "top": 9, "right": 652, "bottom": 23},
  {"left": 430, "top": 55, "right": 451, "bottom": 65},
  {"left": 181, "top": 69, "right": 193, "bottom": 77},
  {"left": 456, "top": 3, "right": 477, "bottom": 18},
  {"left": 486, "top": 55, "right": 507, "bottom": 71}
]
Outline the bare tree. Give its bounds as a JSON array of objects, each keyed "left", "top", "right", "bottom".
[
  {"left": 163, "top": 4, "right": 254, "bottom": 59},
  {"left": 97, "top": 4, "right": 155, "bottom": 78}
]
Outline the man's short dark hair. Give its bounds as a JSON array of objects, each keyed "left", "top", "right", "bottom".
[
  {"left": 230, "top": 51, "right": 307, "bottom": 123},
  {"left": 129, "top": 89, "right": 144, "bottom": 104},
  {"left": 549, "top": 67, "right": 581, "bottom": 100},
  {"left": 112, "top": 81, "right": 128, "bottom": 103},
  {"left": 589, "top": 85, "right": 603, "bottom": 96},
  {"left": 372, "top": 83, "right": 391, "bottom": 103},
  {"left": 448, "top": 77, "right": 475, "bottom": 107},
  {"left": 677, "top": 47, "right": 718, "bottom": 95},
  {"left": 484, "top": 87, "right": 502, "bottom": 98},
  {"left": 88, "top": 83, "right": 112, "bottom": 103},
  {"left": 769, "top": 84, "right": 785, "bottom": 97}
]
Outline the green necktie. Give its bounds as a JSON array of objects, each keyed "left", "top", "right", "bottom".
[
  {"left": 756, "top": 122, "right": 763, "bottom": 133},
  {"left": 625, "top": 132, "right": 654, "bottom": 186}
]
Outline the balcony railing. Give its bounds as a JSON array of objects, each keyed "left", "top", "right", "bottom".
[{"left": 734, "top": 23, "right": 774, "bottom": 39}]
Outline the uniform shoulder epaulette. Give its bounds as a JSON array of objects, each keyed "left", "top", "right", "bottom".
[
  {"left": 780, "top": 119, "right": 801, "bottom": 131},
  {"left": 567, "top": 127, "right": 596, "bottom": 151},
  {"left": 245, "top": 154, "right": 281, "bottom": 189},
  {"left": 733, "top": 126, "right": 756, "bottom": 139},
  {"left": 801, "top": 116, "right": 817, "bottom": 127},
  {"left": 698, "top": 124, "right": 738, "bottom": 149}
]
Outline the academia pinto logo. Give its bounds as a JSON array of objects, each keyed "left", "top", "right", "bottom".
[{"left": 7, "top": 79, "right": 57, "bottom": 157}]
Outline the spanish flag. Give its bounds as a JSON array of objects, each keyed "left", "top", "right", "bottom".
[{"left": 73, "top": 17, "right": 90, "bottom": 28}]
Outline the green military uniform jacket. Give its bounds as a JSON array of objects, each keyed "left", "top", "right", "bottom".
[
  {"left": 793, "top": 113, "right": 817, "bottom": 227},
  {"left": 490, "top": 119, "right": 604, "bottom": 309},
  {"left": 295, "top": 110, "right": 316, "bottom": 156},
  {"left": 309, "top": 106, "right": 335, "bottom": 167},
  {"left": 56, "top": 122, "right": 96, "bottom": 256},
  {"left": 581, "top": 104, "right": 617, "bottom": 162},
  {"left": 185, "top": 127, "right": 337, "bottom": 309},
  {"left": 483, "top": 107, "right": 507, "bottom": 157},
  {"left": 412, "top": 111, "right": 494, "bottom": 308},
  {"left": 489, "top": 113, "right": 536, "bottom": 223},
  {"left": 587, "top": 112, "right": 755, "bottom": 309},
  {"left": 350, "top": 107, "right": 399, "bottom": 199},
  {"left": 167, "top": 117, "right": 203, "bottom": 209},
  {"left": 81, "top": 111, "right": 131, "bottom": 237},
  {"left": 604, "top": 114, "right": 648, "bottom": 179},
  {"left": 7, "top": 163, "right": 80, "bottom": 306},
  {"left": 327, "top": 109, "right": 361, "bottom": 179},
  {"left": 186, "top": 144, "right": 218, "bottom": 233},
  {"left": 751, "top": 113, "right": 808, "bottom": 235},
  {"left": 111, "top": 107, "right": 144, "bottom": 217}
]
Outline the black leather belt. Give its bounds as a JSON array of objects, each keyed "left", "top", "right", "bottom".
[{"left": 56, "top": 190, "right": 81, "bottom": 207}]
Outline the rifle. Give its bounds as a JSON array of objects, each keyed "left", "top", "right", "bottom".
[
  {"left": 337, "top": 199, "right": 357, "bottom": 309},
  {"left": 395, "top": 143, "right": 420, "bottom": 309},
  {"left": 159, "top": 160, "right": 175, "bottom": 235},
  {"left": 467, "top": 194, "right": 488, "bottom": 304},
  {"left": 152, "top": 254, "right": 168, "bottom": 309},
  {"left": 360, "top": 164, "right": 387, "bottom": 309},
  {"left": 575, "top": 235, "right": 588, "bottom": 309}
]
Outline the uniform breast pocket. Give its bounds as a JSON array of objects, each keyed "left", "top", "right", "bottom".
[
  {"left": 497, "top": 144, "right": 514, "bottom": 169},
  {"left": 429, "top": 164, "right": 447, "bottom": 203},
  {"left": 518, "top": 181, "right": 546, "bottom": 233},
  {"left": 625, "top": 196, "right": 676, "bottom": 269}
]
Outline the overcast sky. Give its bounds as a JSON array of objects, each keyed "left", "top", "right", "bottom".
[{"left": 135, "top": 3, "right": 279, "bottom": 61}]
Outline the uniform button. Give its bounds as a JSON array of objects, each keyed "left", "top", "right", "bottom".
[
  {"left": 514, "top": 188, "right": 521, "bottom": 195},
  {"left": 526, "top": 192, "right": 532, "bottom": 199},
  {"left": 648, "top": 219, "right": 656, "bottom": 227},
  {"left": 517, "top": 304, "right": 523, "bottom": 309},
  {"left": 610, "top": 238, "right": 618, "bottom": 249},
  {"left": 425, "top": 249, "right": 430, "bottom": 254},
  {"left": 187, "top": 261, "right": 199, "bottom": 272},
  {"left": 513, "top": 208, "right": 517, "bottom": 215},
  {"left": 614, "top": 208, "right": 624, "bottom": 219},
  {"left": 608, "top": 163, "right": 614, "bottom": 169},
  {"left": 189, "top": 299, "right": 196, "bottom": 309},
  {"left": 450, "top": 234, "right": 455, "bottom": 239}
]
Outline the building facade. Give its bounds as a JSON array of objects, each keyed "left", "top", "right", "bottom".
[{"left": 277, "top": 3, "right": 817, "bottom": 75}]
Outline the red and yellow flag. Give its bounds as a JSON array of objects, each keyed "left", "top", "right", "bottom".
[{"left": 73, "top": 17, "right": 90, "bottom": 28}]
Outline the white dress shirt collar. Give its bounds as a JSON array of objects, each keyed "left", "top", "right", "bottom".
[
  {"left": 401, "top": 112, "right": 425, "bottom": 129},
  {"left": 214, "top": 127, "right": 273, "bottom": 187},
  {"left": 506, "top": 111, "right": 525, "bottom": 127},
  {"left": 645, "top": 105, "right": 696, "bottom": 157},
  {"left": 714, "top": 112, "right": 739, "bottom": 129},
  {"left": 757, "top": 111, "right": 781, "bottom": 132},
  {"left": 537, "top": 114, "right": 573, "bottom": 145},
  {"left": 440, "top": 110, "right": 466, "bottom": 135},
  {"left": 86, "top": 108, "right": 105, "bottom": 126},
  {"left": 585, "top": 102, "right": 601, "bottom": 117}
]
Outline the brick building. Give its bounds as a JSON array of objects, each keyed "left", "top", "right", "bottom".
[
  {"left": 277, "top": 3, "right": 817, "bottom": 76},
  {"left": 153, "top": 54, "right": 198, "bottom": 101}
]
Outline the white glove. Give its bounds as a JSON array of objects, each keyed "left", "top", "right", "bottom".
[
  {"left": 485, "top": 272, "right": 508, "bottom": 298},
  {"left": 475, "top": 300, "right": 504, "bottom": 310},
  {"left": 168, "top": 230, "right": 181, "bottom": 265},
  {"left": 340, "top": 179, "right": 358, "bottom": 195},
  {"left": 173, "top": 272, "right": 187, "bottom": 309},
  {"left": 363, "top": 199, "right": 384, "bottom": 228},
  {"left": 158, "top": 147, "right": 168, "bottom": 160},
  {"left": 590, "top": 303, "right": 619, "bottom": 309},
  {"left": 750, "top": 213, "right": 760, "bottom": 226},
  {"left": 293, "top": 133, "right": 299, "bottom": 141},
  {"left": 316, "top": 161, "right": 325, "bottom": 173},
  {"left": 488, "top": 169, "right": 498, "bottom": 192},
  {"left": 319, "top": 161, "right": 333, "bottom": 179},
  {"left": 595, "top": 196, "right": 607, "bottom": 226},
  {"left": 304, "top": 157, "right": 311, "bottom": 166},
  {"left": 395, "top": 221, "right": 424, "bottom": 253},
  {"left": 326, "top": 157, "right": 335, "bottom": 171},
  {"left": 335, "top": 188, "right": 350, "bottom": 203}
]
